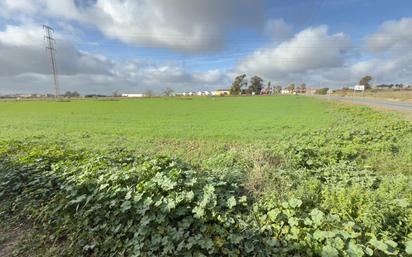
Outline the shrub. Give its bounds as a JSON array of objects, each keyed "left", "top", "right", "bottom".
[{"left": 1, "top": 141, "right": 411, "bottom": 256}]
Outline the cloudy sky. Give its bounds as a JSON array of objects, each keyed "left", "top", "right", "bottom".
[{"left": 0, "top": 0, "right": 411, "bottom": 94}]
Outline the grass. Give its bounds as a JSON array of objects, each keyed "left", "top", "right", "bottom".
[
  {"left": 0, "top": 95, "right": 409, "bottom": 166},
  {"left": 1, "top": 95, "right": 412, "bottom": 256},
  {"left": 0, "top": 96, "right": 337, "bottom": 144}
]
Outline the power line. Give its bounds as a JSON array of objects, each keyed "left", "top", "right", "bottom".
[{"left": 43, "top": 25, "right": 60, "bottom": 98}]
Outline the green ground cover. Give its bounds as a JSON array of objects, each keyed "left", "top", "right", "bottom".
[
  {"left": 0, "top": 96, "right": 336, "bottom": 143},
  {"left": 1, "top": 96, "right": 411, "bottom": 256}
]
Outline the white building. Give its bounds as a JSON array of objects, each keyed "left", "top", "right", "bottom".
[
  {"left": 122, "top": 93, "right": 144, "bottom": 98},
  {"left": 353, "top": 85, "right": 365, "bottom": 91},
  {"left": 196, "top": 91, "right": 211, "bottom": 96},
  {"left": 211, "top": 89, "right": 230, "bottom": 96}
]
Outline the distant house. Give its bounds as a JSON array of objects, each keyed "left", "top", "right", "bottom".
[
  {"left": 295, "top": 87, "right": 306, "bottom": 94},
  {"left": 122, "top": 93, "right": 144, "bottom": 98},
  {"left": 281, "top": 89, "right": 291, "bottom": 95},
  {"left": 196, "top": 91, "right": 211, "bottom": 96},
  {"left": 211, "top": 89, "right": 230, "bottom": 96}
]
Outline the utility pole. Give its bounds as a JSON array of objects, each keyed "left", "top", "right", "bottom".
[{"left": 43, "top": 25, "right": 60, "bottom": 98}]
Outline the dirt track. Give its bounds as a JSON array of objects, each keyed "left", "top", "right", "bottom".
[{"left": 324, "top": 96, "right": 412, "bottom": 112}]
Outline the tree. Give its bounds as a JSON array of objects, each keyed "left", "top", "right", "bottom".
[
  {"left": 230, "top": 74, "right": 247, "bottom": 95},
  {"left": 264, "top": 82, "right": 272, "bottom": 95},
  {"left": 63, "top": 91, "right": 80, "bottom": 98},
  {"left": 248, "top": 75, "right": 264, "bottom": 94},
  {"left": 274, "top": 85, "right": 282, "bottom": 94},
  {"left": 287, "top": 83, "right": 295, "bottom": 93},
  {"left": 300, "top": 83, "right": 307, "bottom": 93},
  {"left": 162, "top": 87, "right": 174, "bottom": 97},
  {"left": 315, "top": 88, "right": 329, "bottom": 95},
  {"left": 359, "top": 76, "right": 373, "bottom": 90}
]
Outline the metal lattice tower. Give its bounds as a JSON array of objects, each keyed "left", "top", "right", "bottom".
[{"left": 43, "top": 25, "right": 60, "bottom": 98}]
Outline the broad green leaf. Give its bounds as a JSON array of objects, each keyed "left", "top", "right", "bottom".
[
  {"left": 347, "top": 241, "right": 364, "bottom": 257},
  {"left": 268, "top": 209, "right": 280, "bottom": 222},
  {"left": 289, "top": 198, "right": 302, "bottom": 208},
  {"left": 121, "top": 200, "right": 131, "bottom": 212},
  {"left": 310, "top": 209, "right": 325, "bottom": 226},
  {"left": 227, "top": 196, "right": 236, "bottom": 209},
  {"left": 125, "top": 191, "right": 132, "bottom": 200},
  {"left": 322, "top": 245, "right": 339, "bottom": 257},
  {"left": 405, "top": 240, "right": 412, "bottom": 255}
]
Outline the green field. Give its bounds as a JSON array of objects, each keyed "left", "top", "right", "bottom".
[
  {"left": 0, "top": 96, "right": 335, "bottom": 142},
  {"left": 1, "top": 96, "right": 412, "bottom": 256}
]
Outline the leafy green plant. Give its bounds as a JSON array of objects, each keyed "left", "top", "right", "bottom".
[{"left": 1, "top": 141, "right": 411, "bottom": 256}]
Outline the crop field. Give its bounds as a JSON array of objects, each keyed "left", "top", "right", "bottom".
[
  {"left": 0, "top": 96, "right": 335, "bottom": 142},
  {"left": 1, "top": 96, "right": 412, "bottom": 256}
]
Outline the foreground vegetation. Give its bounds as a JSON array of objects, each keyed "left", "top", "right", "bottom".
[{"left": 1, "top": 96, "right": 412, "bottom": 256}]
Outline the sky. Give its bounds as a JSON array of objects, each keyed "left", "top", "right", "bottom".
[{"left": 0, "top": 0, "right": 412, "bottom": 94}]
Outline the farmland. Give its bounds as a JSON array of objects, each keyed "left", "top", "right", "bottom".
[
  {"left": 1, "top": 96, "right": 412, "bottom": 256},
  {"left": 0, "top": 96, "right": 335, "bottom": 142}
]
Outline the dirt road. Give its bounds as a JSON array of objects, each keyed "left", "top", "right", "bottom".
[{"left": 324, "top": 96, "right": 412, "bottom": 112}]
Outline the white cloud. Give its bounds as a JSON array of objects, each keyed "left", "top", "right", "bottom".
[
  {"left": 2, "top": 0, "right": 37, "bottom": 12},
  {"left": 235, "top": 19, "right": 412, "bottom": 87},
  {"left": 1, "top": 0, "right": 264, "bottom": 52},
  {"left": 349, "top": 18, "right": 412, "bottom": 84},
  {"left": 87, "top": 0, "right": 263, "bottom": 52},
  {"left": 237, "top": 26, "right": 351, "bottom": 79},
  {"left": 1, "top": 2, "right": 412, "bottom": 92},
  {"left": 0, "top": 24, "right": 113, "bottom": 76},
  {"left": 365, "top": 18, "right": 412, "bottom": 53},
  {"left": 0, "top": 24, "right": 43, "bottom": 46},
  {"left": 0, "top": 23, "right": 230, "bottom": 94}
]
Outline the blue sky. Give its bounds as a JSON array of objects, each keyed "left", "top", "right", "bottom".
[{"left": 0, "top": 0, "right": 411, "bottom": 94}]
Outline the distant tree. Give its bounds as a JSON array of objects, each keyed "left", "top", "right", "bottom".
[
  {"left": 248, "top": 75, "right": 264, "bottom": 94},
  {"left": 72, "top": 91, "right": 80, "bottom": 97},
  {"left": 359, "top": 76, "right": 373, "bottom": 89},
  {"left": 300, "top": 83, "right": 307, "bottom": 93},
  {"left": 315, "top": 88, "right": 329, "bottom": 95},
  {"left": 63, "top": 91, "right": 80, "bottom": 98},
  {"left": 264, "top": 82, "right": 272, "bottom": 95},
  {"left": 112, "top": 90, "right": 121, "bottom": 97},
  {"left": 287, "top": 83, "right": 295, "bottom": 92},
  {"left": 230, "top": 74, "right": 247, "bottom": 95},
  {"left": 162, "top": 87, "right": 174, "bottom": 96},
  {"left": 274, "top": 85, "right": 282, "bottom": 94},
  {"left": 144, "top": 89, "right": 154, "bottom": 97},
  {"left": 85, "top": 94, "right": 107, "bottom": 98}
]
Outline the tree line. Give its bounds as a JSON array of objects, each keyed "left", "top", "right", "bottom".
[{"left": 230, "top": 74, "right": 307, "bottom": 95}]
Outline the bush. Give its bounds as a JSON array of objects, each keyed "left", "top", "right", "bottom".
[
  {"left": 0, "top": 142, "right": 268, "bottom": 256},
  {"left": 315, "top": 88, "right": 329, "bottom": 95},
  {"left": 1, "top": 141, "right": 411, "bottom": 256}
]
